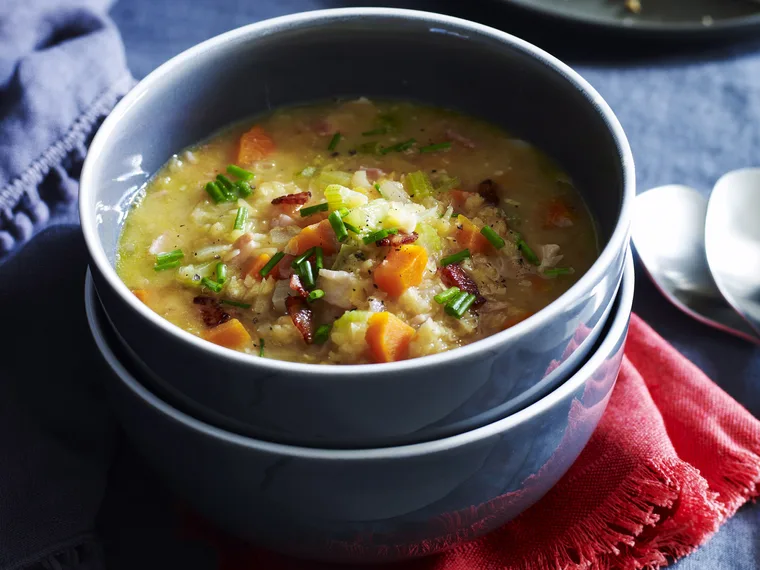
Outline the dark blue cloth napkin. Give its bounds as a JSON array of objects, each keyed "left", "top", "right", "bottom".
[{"left": 0, "top": 0, "right": 133, "bottom": 257}]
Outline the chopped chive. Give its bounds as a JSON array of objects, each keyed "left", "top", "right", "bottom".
[
  {"left": 362, "top": 228, "right": 398, "bottom": 244},
  {"left": 314, "top": 246, "right": 324, "bottom": 270},
  {"left": 201, "top": 276, "right": 224, "bottom": 293},
  {"left": 362, "top": 127, "right": 389, "bottom": 136},
  {"left": 221, "top": 299, "right": 251, "bottom": 309},
  {"left": 517, "top": 239, "right": 540, "bottom": 266},
  {"left": 307, "top": 289, "right": 325, "bottom": 302},
  {"left": 314, "top": 323, "right": 331, "bottom": 344},
  {"left": 543, "top": 267, "right": 573, "bottom": 276},
  {"left": 328, "top": 210, "right": 348, "bottom": 242},
  {"left": 216, "top": 174, "right": 236, "bottom": 199},
  {"left": 344, "top": 222, "right": 361, "bottom": 234},
  {"left": 297, "top": 259, "right": 316, "bottom": 289},
  {"left": 419, "top": 141, "right": 452, "bottom": 153},
  {"left": 259, "top": 338, "right": 265, "bottom": 357},
  {"left": 233, "top": 207, "right": 248, "bottom": 231},
  {"left": 156, "top": 249, "right": 184, "bottom": 264},
  {"left": 358, "top": 141, "right": 382, "bottom": 155},
  {"left": 327, "top": 132, "right": 342, "bottom": 151},
  {"left": 481, "top": 226, "right": 505, "bottom": 249},
  {"left": 259, "top": 251, "right": 285, "bottom": 278},
  {"left": 434, "top": 286, "right": 461, "bottom": 304},
  {"left": 298, "top": 166, "right": 317, "bottom": 178},
  {"left": 153, "top": 259, "right": 181, "bottom": 271},
  {"left": 440, "top": 249, "right": 471, "bottom": 267},
  {"left": 300, "top": 202, "right": 329, "bottom": 217},
  {"left": 234, "top": 180, "right": 252, "bottom": 197},
  {"left": 445, "top": 292, "right": 477, "bottom": 318},
  {"left": 226, "top": 165, "right": 255, "bottom": 181},
  {"left": 380, "top": 138, "right": 416, "bottom": 155},
  {"left": 374, "top": 183, "right": 381, "bottom": 191},
  {"left": 291, "top": 247, "right": 315, "bottom": 268},
  {"left": 216, "top": 262, "right": 227, "bottom": 284},
  {"left": 205, "top": 181, "right": 226, "bottom": 203},
  {"left": 336, "top": 207, "right": 350, "bottom": 218}
]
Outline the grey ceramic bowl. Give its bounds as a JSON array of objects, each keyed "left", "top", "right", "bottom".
[
  {"left": 80, "top": 8, "right": 634, "bottom": 447},
  {"left": 85, "top": 252, "right": 634, "bottom": 564}
]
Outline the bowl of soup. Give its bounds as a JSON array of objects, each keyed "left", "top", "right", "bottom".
[
  {"left": 86, "top": 251, "right": 634, "bottom": 563},
  {"left": 80, "top": 8, "right": 634, "bottom": 447}
]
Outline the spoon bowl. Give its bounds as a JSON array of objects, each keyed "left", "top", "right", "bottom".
[
  {"left": 632, "top": 184, "right": 760, "bottom": 345},
  {"left": 705, "top": 168, "right": 760, "bottom": 337}
]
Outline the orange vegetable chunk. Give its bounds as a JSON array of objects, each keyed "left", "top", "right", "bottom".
[
  {"left": 454, "top": 215, "right": 492, "bottom": 254},
  {"left": 244, "top": 253, "right": 271, "bottom": 280},
  {"left": 365, "top": 312, "right": 416, "bottom": 363},
  {"left": 543, "top": 198, "right": 574, "bottom": 229},
  {"left": 373, "top": 244, "right": 428, "bottom": 296},
  {"left": 202, "top": 318, "right": 251, "bottom": 349},
  {"left": 287, "top": 219, "right": 338, "bottom": 256},
  {"left": 237, "top": 125, "right": 275, "bottom": 165},
  {"left": 132, "top": 289, "right": 149, "bottom": 304},
  {"left": 449, "top": 190, "right": 476, "bottom": 208}
]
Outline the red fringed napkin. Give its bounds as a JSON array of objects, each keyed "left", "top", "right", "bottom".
[{"left": 184, "top": 314, "right": 760, "bottom": 569}]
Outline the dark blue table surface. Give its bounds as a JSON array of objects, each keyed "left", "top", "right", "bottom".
[{"left": 98, "top": 1, "right": 760, "bottom": 567}]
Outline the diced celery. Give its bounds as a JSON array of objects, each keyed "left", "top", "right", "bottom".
[
  {"left": 331, "top": 244, "right": 362, "bottom": 270},
  {"left": 316, "top": 170, "right": 353, "bottom": 190},
  {"left": 176, "top": 262, "right": 216, "bottom": 287},
  {"left": 378, "top": 180, "right": 410, "bottom": 203},
  {"left": 415, "top": 222, "right": 442, "bottom": 254},
  {"left": 324, "top": 184, "right": 369, "bottom": 211},
  {"left": 405, "top": 171, "right": 434, "bottom": 200},
  {"left": 342, "top": 199, "right": 390, "bottom": 233},
  {"left": 433, "top": 173, "right": 460, "bottom": 193},
  {"left": 331, "top": 310, "right": 372, "bottom": 336}
]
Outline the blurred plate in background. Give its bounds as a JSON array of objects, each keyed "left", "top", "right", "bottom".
[{"left": 499, "top": 0, "right": 760, "bottom": 37}]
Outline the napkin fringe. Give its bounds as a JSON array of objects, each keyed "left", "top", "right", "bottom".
[{"left": 0, "top": 73, "right": 134, "bottom": 255}]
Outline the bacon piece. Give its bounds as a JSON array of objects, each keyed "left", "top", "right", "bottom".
[
  {"left": 271, "top": 191, "right": 311, "bottom": 206},
  {"left": 477, "top": 179, "right": 500, "bottom": 206},
  {"left": 286, "top": 296, "right": 314, "bottom": 344},
  {"left": 361, "top": 167, "right": 385, "bottom": 182},
  {"left": 376, "top": 232, "right": 419, "bottom": 247},
  {"left": 440, "top": 264, "right": 486, "bottom": 307},
  {"left": 193, "top": 296, "right": 231, "bottom": 327},
  {"left": 289, "top": 274, "right": 309, "bottom": 299},
  {"left": 446, "top": 129, "right": 476, "bottom": 149}
]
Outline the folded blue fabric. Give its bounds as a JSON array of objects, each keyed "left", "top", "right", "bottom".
[{"left": 0, "top": 0, "right": 133, "bottom": 257}]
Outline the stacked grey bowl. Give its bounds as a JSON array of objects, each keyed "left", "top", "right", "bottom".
[{"left": 80, "top": 9, "right": 635, "bottom": 563}]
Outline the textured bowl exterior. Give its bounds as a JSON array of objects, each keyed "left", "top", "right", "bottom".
[
  {"left": 86, "top": 252, "right": 634, "bottom": 564},
  {"left": 80, "top": 8, "right": 634, "bottom": 447}
]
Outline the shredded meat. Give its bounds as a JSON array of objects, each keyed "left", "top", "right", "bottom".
[
  {"left": 271, "top": 191, "right": 311, "bottom": 205},
  {"left": 376, "top": 232, "right": 419, "bottom": 247},
  {"left": 289, "top": 274, "right": 309, "bottom": 299},
  {"left": 440, "top": 264, "right": 486, "bottom": 307},
  {"left": 193, "top": 296, "right": 231, "bottom": 327},
  {"left": 446, "top": 129, "right": 476, "bottom": 149},
  {"left": 286, "top": 296, "right": 314, "bottom": 344},
  {"left": 477, "top": 179, "right": 500, "bottom": 206}
]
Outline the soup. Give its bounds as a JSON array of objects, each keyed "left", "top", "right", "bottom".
[{"left": 117, "top": 99, "right": 598, "bottom": 364}]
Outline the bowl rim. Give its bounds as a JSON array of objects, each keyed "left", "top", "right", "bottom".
[
  {"left": 85, "top": 250, "right": 634, "bottom": 459},
  {"left": 80, "top": 7, "right": 635, "bottom": 377}
]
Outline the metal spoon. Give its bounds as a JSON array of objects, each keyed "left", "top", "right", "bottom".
[
  {"left": 705, "top": 168, "right": 760, "bottom": 337},
  {"left": 632, "top": 184, "right": 760, "bottom": 345}
]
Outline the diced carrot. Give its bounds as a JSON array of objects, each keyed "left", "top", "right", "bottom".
[
  {"left": 237, "top": 125, "right": 275, "bottom": 165},
  {"left": 365, "top": 312, "right": 416, "bottom": 363},
  {"left": 132, "top": 289, "right": 149, "bottom": 304},
  {"left": 201, "top": 318, "right": 251, "bottom": 349},
  {"left": 454, "top": 215, "right": 492, "bottom": 254},
  {"left": 286, "top": 219, "right": 339, "bottom": 256},
  {"left": 543, "top": 198, "right": 574, "bottom": 229},
  {"left": 502, "top": 311, "right": 534, "bottom": 330},
  {"left": 373, "top": 244, "right": 428, "bottom": 297},
  {"left": 244, "top": 253, "right": 272, "bottom": 280},
  {"left": 449, "top": 190, "right": 477, "bottom": 208}
]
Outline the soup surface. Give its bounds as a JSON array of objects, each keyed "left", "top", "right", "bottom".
[{"left": 117, "top": 99, "right": 598, "bottom": 364}]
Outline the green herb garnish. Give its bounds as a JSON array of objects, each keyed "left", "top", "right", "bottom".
[
  {"left": 314, "top": 246, "right": 324, "bottom": 271},
  {"left": 440, "top": 249, "right": 471, "bottom": 267},
  {"left": 517, "top": 238, "right": 540, "bottom": 266},
  {"left": 226, "top": 165, "right": 255, "bottom": 181},
  {"left": 314, "top": 324, "right": 331, "bottom": 344},
  {"left": 154, "top": 249, "right": 184, "bottom": 271},
  {"left": 480, "top": 226, "right": 505, "bottom": 249},
  {"left": 221, "top": 299, "right": 252, "bottom": 309},
  {"left": 362, "top": 127, "right": 389, "bottom": 136},
  {"left": 300, "top": 202, "right": 329, "bottom": 217},
  {"left": 445, "top": 292, "right": 477, "bottom": 318},
  {"left": 234, "top": 180, "right": 252, "bottom": 197},
  {"left": 204, "top": 181, "right": 226, "bottom": 203},
  {"left": 291, "top": 247, "right": 315, "bottom": 268},
  {"left": 215, "top": 262, "right": 227, "bottom": 284},
  {"left": 259, "top": 338, "right": 265, "bottom": 357},
  {"left": 201, "top": 276, "right": 224, "bottom": 293},
  {"left": 419, "top": 142, "right": 452, "bottom": 153},
  {"left": 297, "top": 259, "right": 316, "bottom": 290},
  {"left": 307, "top": 289, "right": 325, "bottom": 302},
  {"left": 259, "top": 251, "right": 285, "bottom": 278},
  {"left": 434, "top": 286, "right": 461, "bottom": 305},
  {"left": 543, "top": 267, "right": 573, "bottom": 276},
  {"left": 233, "top": 207, "right": 248, "bottom": 231},
  {"left": 362, "top": 228, "right": 398, "bottom": 245},
  {"left": 380, "top": 138, "right": 416, "bottom": 155},
  {"left": 328, "top": 132, "right": 342, "bottom": 151},
  {"left": 328, "top": 210, "right": 348, "bottom": 243}
]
